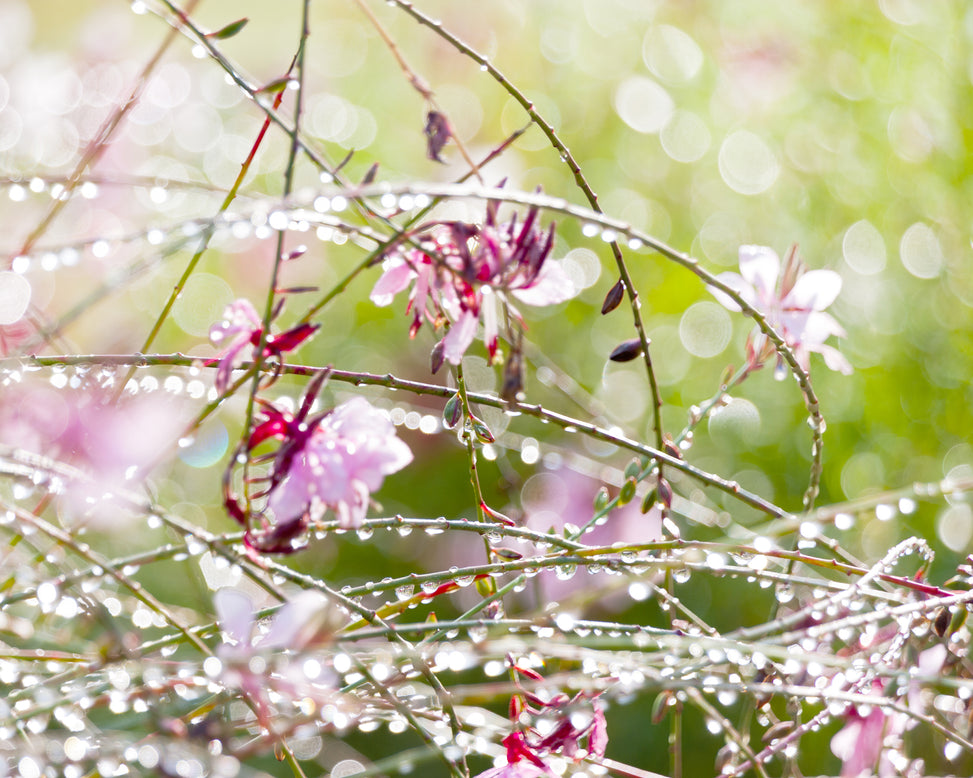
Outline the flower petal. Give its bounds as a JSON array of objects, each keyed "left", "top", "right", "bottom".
[
  {"left": 786, "top": 269, "right": 842, "bottom": 311},
  {"left": 214, "top": 588, "right": 255, "bottom": 646},
  {"left": 443, "top": 309, "right": 479, "bottom": 364},
  {"left": 709, "top": 271, "right": 752, "bottom": 312},
  {"left": 738, "top": 245, "right": 780, "bottom": 303},
  {"left": 369, "top": 259, "right": 415, "bottom": 307},
  {"left": 511, "top": 260, "right": 575, "bottom": 306}
]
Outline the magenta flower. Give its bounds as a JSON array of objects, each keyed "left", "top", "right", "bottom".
[
  {"left": 710, "top": 244, "right": 851, "bottom": 376},
  {"left": 267, "top": 396, "right": 414, "bottom": 530},
  {"left": 370, "top": 198, "right": 576, "bottom": 370},
  {"left": 224, "top": 373, "right": 413, "bottom": 552},
  {"left": 209, "top": 298, "right": 318, "bottom": 393},
  {"left": 477, "top": 664, "right": 609, "bottom": 778}
]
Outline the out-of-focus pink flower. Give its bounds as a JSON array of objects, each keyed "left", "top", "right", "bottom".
[
  {"left": 370, "top": 198, "right": 576, "bottom": 370},
  {"left": 829, "top": 692, "right": 887, "bottom": 778},
  {"left": 829, "top": 647, "right": 945, "bottom": 778},
  {"left": 0, "top": 380, "right": 188, "bottom": 526},
  {"left": 212, "top": 587, "right": 336, "bottom": 729},
  {"left": 474, "top": 762, "right": 550, "bottom": 778},
  {"left": 209, "top": 298, "right": 318, "bottom": 393},
  {"left": 224, "top": 373, "right": 413, "bottom": 553},
  {"left": 710, "top": 244, "right": 851, "bottom": 376}
]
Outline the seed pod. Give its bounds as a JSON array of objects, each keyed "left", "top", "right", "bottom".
[
  {"left": 609, "top": 338, "right": 646, "bottom": 363},
  {"left": 623, "top": 459, "right": 641, "bottom": 480},
  {"left": 933, "top": 605, "right": 951, "bottom": 638},
  {"left": 601, "top": 278, "right": 625, "bottom": 314}
]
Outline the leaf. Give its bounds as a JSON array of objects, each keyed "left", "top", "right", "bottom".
[
  {"left": 260, "top": 76, "right": 293, "bottom": 94},
  {"left": 208, "top": 17, "right": 249, "bottom": 39}
]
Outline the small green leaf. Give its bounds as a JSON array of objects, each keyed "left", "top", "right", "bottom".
[
  {"left": 208, "top": 17, "right": 249, "bottom": 39},
  {"left": 260, "top": 76, "right": 293, "bottom": 94}
]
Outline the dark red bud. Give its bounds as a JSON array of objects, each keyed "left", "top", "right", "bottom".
[
  {"left": 609, "top": 338, "right": 645, "bottom": 362},
  {"left": 442, "top": 393, "right": 463, "bottom": 429},
  {"left": 601, "top": 278, "right": 625, "bottom": 314},
  {"left": 430, "top": 339, "right": 446, "bottom": 374},
  {"left": 657, "top": 477, "right": 673, "bottom": 509}
]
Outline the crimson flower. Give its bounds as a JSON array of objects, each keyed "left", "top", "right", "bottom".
[
  {"left": 710, "top": 244, "right": 851, "bottom": 376},
  {"left": 209, "top": 298, "right": 318, "bottom": 393},
  {"left": 370, "top": 197, "right": 575, "bottom": 371},
  {"left": 475, "top": 664, "right": 608, "bottom": 778}
]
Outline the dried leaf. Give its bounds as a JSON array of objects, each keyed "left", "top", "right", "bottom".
[{"left": 424, "top": 110, "right": 452, "bottom": 163}]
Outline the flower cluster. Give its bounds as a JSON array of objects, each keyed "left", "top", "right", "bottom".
[
  {"left": 710, "top": 244, "right": 851, "bottom": 377},
  {"left": 209, "top": 298, "right": 318, "bottom": 393},
  {"left": 476, "top": 663, "right": 608, "bottom": 777},
  {"left": 370, "top": 197, "right": 576, "bottom": 371},
  {"left": 224, "top": 372, "right": 413, "bottom": 553}
]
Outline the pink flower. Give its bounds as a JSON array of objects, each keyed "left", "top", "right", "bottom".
[
  {"left": 474, "top": 763, "right": 550, "bottom": 778},
  {"left": 480, "top": 666, "right": 609, "bottom": 778},
  {"left": 209, "top": 298, "right": 317, "bottom": 393},
  {"left": 829, "top": 695, "right": 887, "bottom": 778},
  {"left": 224, "top": 373, "right": 413, "bottom": 552},
  {"left": 370, "top": 198, "right": 576, "bottom": 371},
  {"left": 212, "top": 587, "right": 336, "bottom": 729},
  {"left": 267, "top": 396, "right": 413, "bottom": 530},
  {"left": 711, "top": 244, "right": 851, "bottom": 376}
]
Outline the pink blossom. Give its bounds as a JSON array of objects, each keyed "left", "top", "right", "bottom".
[
  {"left": 482, "top": 668, "right": 609, "bottom": 778},
  {"left": 370, "top": 198, "right": 576, "bottom": 370},
  {"left": 267, "top": 396, "right": 414, "bottom": 530},
  {"left": 212, "top": 588, "right": 336, "bottom": 729},
  {"left": 209, "top": 298, "right": 318, "bottom": 392},
  {"left": 829, "top": 697, "right": 887, "bottom": 778},
  {"left": 474, "top": 760, "right": 550, "bottom": 778},
  {"left": 711, "top": 244, "right": 851, "bottom": 376},
  {"left": 223, "top": 372, "right": 414, "bottom": 552}
]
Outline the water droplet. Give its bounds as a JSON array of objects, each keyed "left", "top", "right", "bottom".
[
  {"left": 395, "top": 585, "right": 414, "bottom": 601},
  {"left": 554, "top": 564, "right": 576, "bottom": 581}
]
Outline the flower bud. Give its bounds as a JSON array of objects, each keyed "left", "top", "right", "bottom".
[
  {"left": 442, "top": 393, "right": 463, "bottom": 429},
  {"left": 609, "top": 338, "right": 646, "bottom": 362},
  {"left": 601, "top": 278, "right": 625, "bottom": 314}
]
